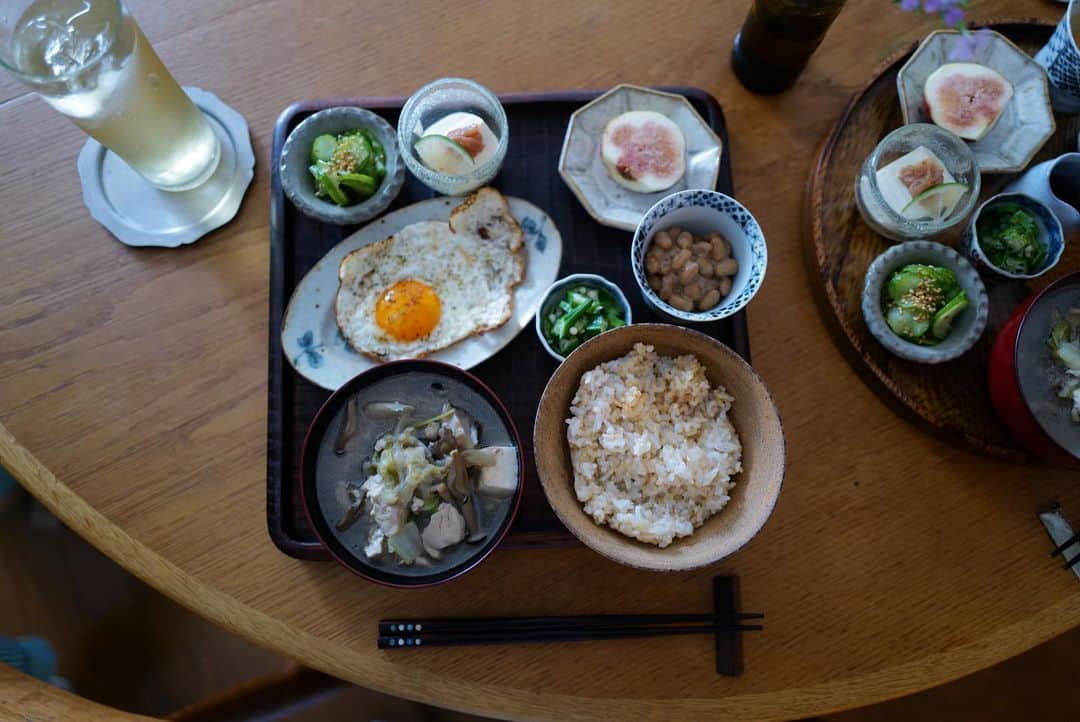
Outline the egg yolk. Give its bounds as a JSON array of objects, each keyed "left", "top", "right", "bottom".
[{"left": 375, "top": 279, "right": 442, "bottom": 342}]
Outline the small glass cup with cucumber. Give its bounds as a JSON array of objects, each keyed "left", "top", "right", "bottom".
[
  {"left": 855, "top": 124, "right": 981, "bottom": 243},
  {"left": 397, "top": 77, "right": 509, "bottom": 196}
]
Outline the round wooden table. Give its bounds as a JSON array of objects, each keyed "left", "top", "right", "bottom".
[{"left": 1, "top": 1, "right": 1078, "bottom": 719}]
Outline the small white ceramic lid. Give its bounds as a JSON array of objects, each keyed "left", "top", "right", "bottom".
[{"left": 77, "top": 87, "right": 255, "bottom": 248}]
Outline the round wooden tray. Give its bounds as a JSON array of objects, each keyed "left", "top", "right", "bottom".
[{"left": 805, "top": 21, "right": 1080, "bottom": 463}]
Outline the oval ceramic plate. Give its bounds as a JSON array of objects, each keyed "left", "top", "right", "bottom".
[
  {"left": 558, "top": 84, "right": 722, "bottom": 231},
  {"left": 282, "top": 195, "right": 562, "bottom": 390}
]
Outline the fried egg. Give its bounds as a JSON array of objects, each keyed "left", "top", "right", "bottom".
[{"left": 336, "top": 188, "right": 525, "bottom": 361}]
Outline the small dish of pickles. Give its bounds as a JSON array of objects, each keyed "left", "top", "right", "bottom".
[
  {"left": 308, "top": 128, "right": 387, "bottom": 207},
  {"left": 881, "top": 264, "right": 968, "bottom": 346},
  {"left": 535, "top": 274, "right": 632, "bottom": 361},
  {"left": 279, "top": 106, "right": 405, "bottom": 225},
  {"left": 861, "top": 241, "right": 989, "bottom": 364}
]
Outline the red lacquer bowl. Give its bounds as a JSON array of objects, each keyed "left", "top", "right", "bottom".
[{"left": 988, "top": 272, "right": 1080, "bottom": 469}]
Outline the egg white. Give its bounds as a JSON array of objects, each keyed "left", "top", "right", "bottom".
[{"left": 336, "top": 215, "right": 524, "bottom": 361}]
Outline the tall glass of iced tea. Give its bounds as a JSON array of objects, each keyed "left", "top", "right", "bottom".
[{"left": 0, "top": 0, "right": 220, "bottom": 191}]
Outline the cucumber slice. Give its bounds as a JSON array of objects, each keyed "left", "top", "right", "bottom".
[
  {"left": 886, "top": 265, "right": 928, "bottom": 301},
  {"left": 335, "top": 134, "right": 372, "bottom": 172},
  {"left": 886, "top": 264, "right": 957, "bottom": 301},
  {"left": 369, "top": 131, "right": 387, "bottom": 164},
  {"left": 930, "top": 291, "right": 969, "bottom": 340},
  {"left": 414, "top": 134, "right": 474, "bottom": 175},
  {"left": 309, "top": 164, "right": 349, "bottom": 206},
  {"left": 311, "top": 134, "right": 338, "bottom": 163},
  {"left": 886, "top": 304, "right": 930, "bottom": 340},
  {"left": 338, "top": 172, "right": 378, "bottom": 198},
  {"left": 900, "top": 182, "right": 968, "bottom": 218},
  {"left": 351, "top": 130, "right": 384, "bottom": 177}
]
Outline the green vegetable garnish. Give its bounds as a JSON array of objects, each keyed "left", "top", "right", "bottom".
[
  {"left": 310, "top": 134, "right": 338, "bottom": 163},
  {"left": 976, "top": 202, "right": 1047, "bottom": 275},
  {"left": 309, "top": 163, "right": 349, "bottom": 206},
  {"left": 542, "top": 284, "right": 626, "bottom": 356},
  {"left": 1047, "top": 309, "right": 1080, "bottom": 424},
  {"left": 335, "top": 133, "right": 372, "bottom": 172},
  {"left": 930, "top": 291, "right": 969, "bottom": 340},
  {"left": 1049, "top": 310, "right": 1080, "bottom": 371},
  {"left": 338, "top": 172, "right": 378, "bottom": 196},
  {"left": 421, "top": 495, "right": 441, "bottom": 514},
  {"left": 308, "top": 128, "right": 387, "bottom": 207},
  {"left": 881, "top": 264, "right": 966, "bottom": 345}
]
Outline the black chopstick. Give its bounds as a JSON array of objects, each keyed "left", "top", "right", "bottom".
[
  {"left": 1050, "top": 531, "right": 1080, "bottom": 557},
  {"left": 378, "top": 623, "right": 763, "bottom": 649},
  {"left": 380, "top": 612, "right": 763, "bottom": 636}
]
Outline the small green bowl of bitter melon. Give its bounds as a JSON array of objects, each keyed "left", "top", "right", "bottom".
[
  {"left": 279, "top": 106, "right": 405, "bottom": 225},
  {"left": 861, "top": 240, "right": 989, "bottom": 364}
]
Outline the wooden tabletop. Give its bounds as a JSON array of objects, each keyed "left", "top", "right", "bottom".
[{"left": 1, "top": 1, "right": 1078, "bottom": 720}]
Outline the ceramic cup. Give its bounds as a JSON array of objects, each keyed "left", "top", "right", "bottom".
[
  {"left": 1035, "top": 0, "right": 1080, "bottom": 113},
  {"left": 1004, "top": 152, "right": 1080, "bottom": 235}
]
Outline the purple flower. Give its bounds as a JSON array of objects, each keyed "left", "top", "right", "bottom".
[
  {"left": 943, "top": 5, "right": 965, "bottom": 26},
  {"left": 948, "top": 33, "right": 978, "bottom": 60},
  {"left": 894, "top": 0, "right": 981, "bottom": 57},
  {"left": 948, "top": 28, "right": 991, "bottom": 60}
]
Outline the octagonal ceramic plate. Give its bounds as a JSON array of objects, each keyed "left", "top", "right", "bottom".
[
  {"left": 897, "top": 30, "right": 1055, "bottom": 174},
  {"left": 558, "top": 84, "right": 722, "bottom": 231}
]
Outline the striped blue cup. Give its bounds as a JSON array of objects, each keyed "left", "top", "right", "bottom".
[{"left": 1035, "top": 0, "right": 1080, "bottom": 112}]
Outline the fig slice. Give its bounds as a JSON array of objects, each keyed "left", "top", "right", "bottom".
[
  {"left": 600, "top": 110, "right": 686, "bottom": 193},
  {"left": 923, "top": 62, "right": 1013, "bottom": 141}
]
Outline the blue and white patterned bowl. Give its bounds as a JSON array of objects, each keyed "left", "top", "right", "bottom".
[
  {"left": 631, "top": 190, "right": 767, "bottom": 323},
  {"left": 962, "top": 192, "right": 1066, "bottom": 280}
]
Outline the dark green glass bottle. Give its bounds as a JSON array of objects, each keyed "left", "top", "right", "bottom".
[{"left": 732, "top": 0, "right": 846, "bottom": 93}]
